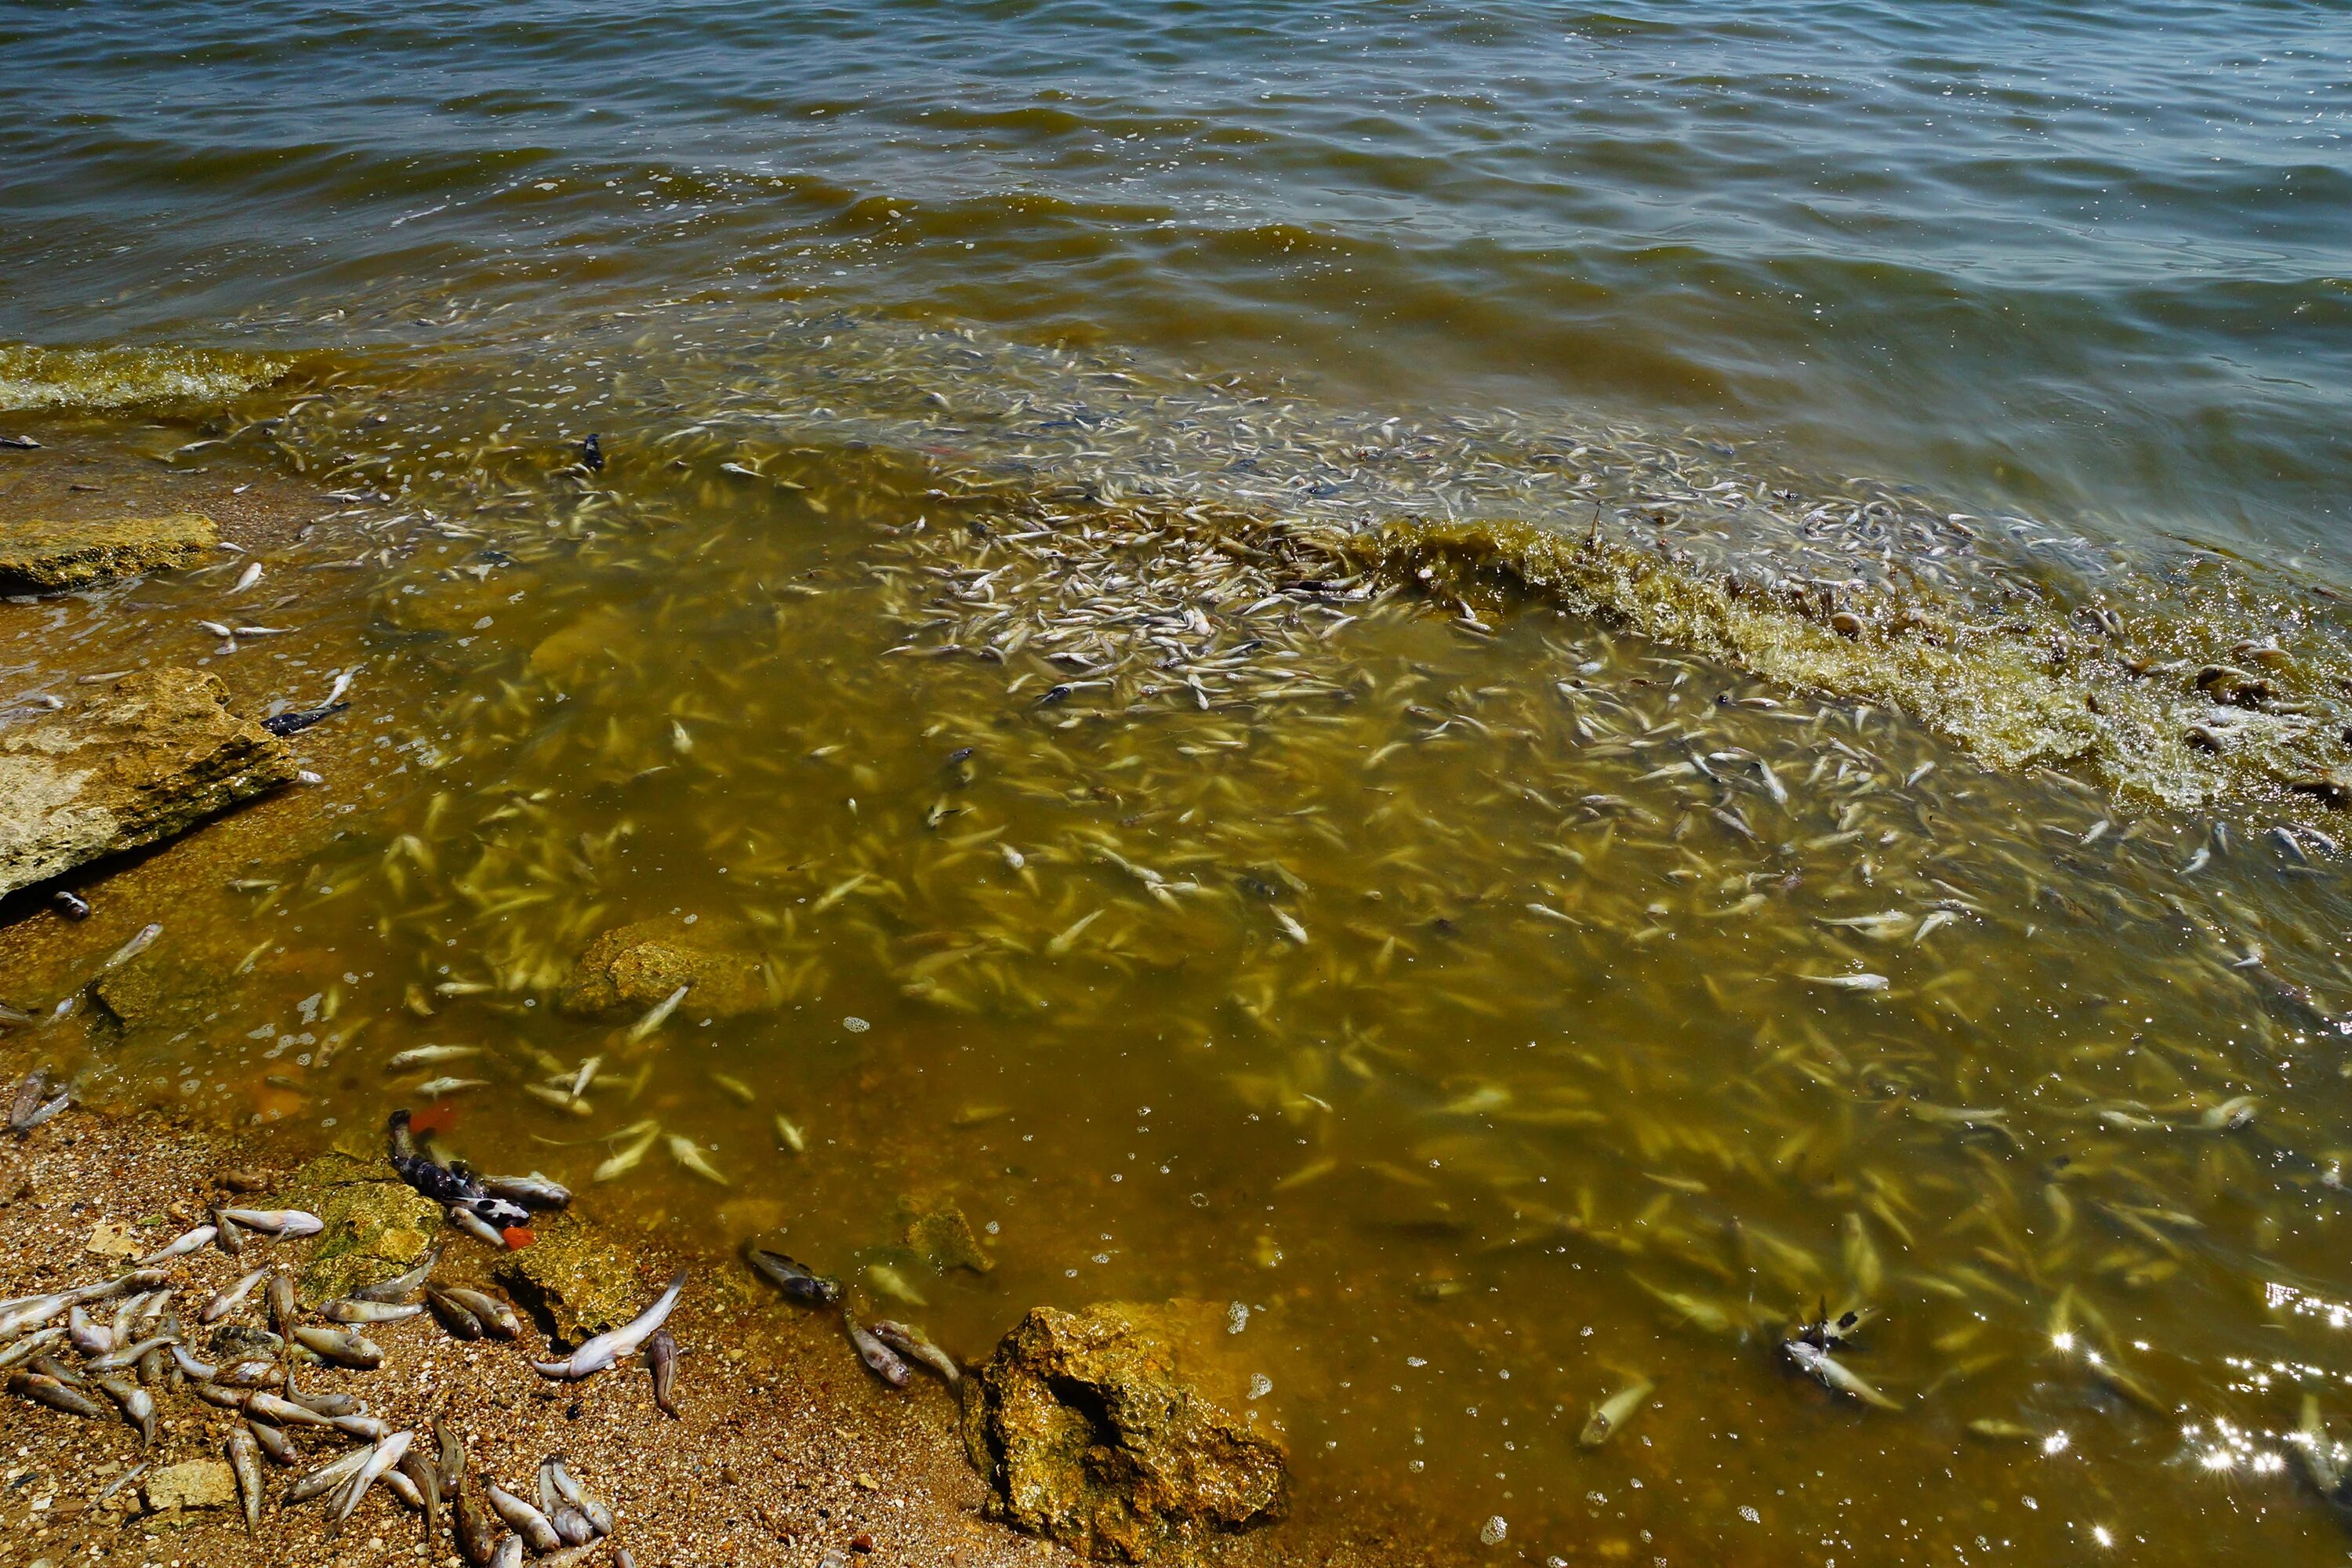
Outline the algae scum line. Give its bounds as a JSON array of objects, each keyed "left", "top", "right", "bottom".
[{"left": 10, "top": 307, "right": 2352, "bottom": 1568}]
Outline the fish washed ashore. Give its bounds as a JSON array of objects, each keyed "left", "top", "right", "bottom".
[{"left": 0, "top": 1083, "right": 1425, "bottom": 1568}]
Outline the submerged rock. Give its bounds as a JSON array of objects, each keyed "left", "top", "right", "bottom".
[
  {"left": 558, "top": 916, "right": 776, "bottom": 1018},
  {"left": 493, "top": 1211, "right": 647, "bottom": 1342},
  {"left": 0, "top": 667, "right": 295, "bottom": 898},
  {"left": 268, "top": 1144, "right": 443, "bottom": 1304},
  {"left": 898, "top": 1193, "right": 994, "bottom": 1274},
  {"left": 961, "top": 1301, "right": 1288, "bottom": 1561},
  {"left": 0, "top": 513, "right": 215, "bottom": 592}
]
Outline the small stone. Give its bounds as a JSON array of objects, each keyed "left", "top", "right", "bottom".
[
  {"left": 141, "top": 1461, "right": 237, "bottom": 1513},
  {"left": 83, "top": 1220, "right": 138, "bottom": 1258},
  {"left": 849, "top": 1533, "right": 875, "bottom": 1553}
]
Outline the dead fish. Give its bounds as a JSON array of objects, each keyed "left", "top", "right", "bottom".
[
  {"left": 864, "top": 1261, "right": 927, "bottom": 1306},
  {"left": 67, "top": 1304, "right": 111, "bottom": 1356},
  {"left": 593, "top": 1120, "right": 663, "bottom": 1183},
  {"left": 486, "top": 1482, "right": 563, "bottom": 1552},
  {"left": 260, "top": 698, "right": 349, "bottom": 737},
  {"left": 543, "top": 1455, "right": 613, "bottom": 1536},
  {"left": 746, "top": 1247, "right": 842, "bottom": 1308},
  {"left": 398, "top": 1441, "right": 444, "bottom": 1540},
  {"left": 324, "top": 1298, "right": 425, "bottom": 1325},
  {"left": 532, "top": 1272, "right": 686, "bottom": 1380},
  {"left": 351, "top": 1246, "right": 443, "bottom": 1304},
  {"left": 417, "top": 1076, "right": 491, "bottom": 1098},
  {"left": 434, "top": 1285, "right": 521, "bottom": 1340},
  {"left": 213, "top": 1209, "right": 245, "bottom": 1257},
  {"left": 1783, "top": 1340, "right": 1901, "bottom": 1410},
  {"left": 219, "top": 1208, "right": 324, "bottom": 1238},
  {"left": 388, "top": 1044, "right": 480, "bottom": 1071},
  {"left": 331, "top": 1413, "right": 390, "bottom": 1442},
  {"left": 227, "top": 1426, "right": 264, "bottom": 1528},
  {"left": 1578, "top": 1376, "right": 1654, "bottom": 1446},
  {"left": 94, "top": 1374, "right": 158, "bottom": 1446},
  {"left": 491, "top": 1534, "right": 524, "bottom": 1568},
  {"left": 246, "top": 1417, "right": 297, "bottom": 1466},
  {"left": 86, "top": 1334, "right": 176, "bottom": 1374},
  {"left": 869, "top": 1320, "right": 960, "bottom": 1384},
  {"left": 0, "top": 1325, "right": 65, "bottom": 1372},
  {"left": 622, "top": 983, "right": 691, "bottom": 1047},
  {"left": 647, "top": 1327, "right": 680, "bottom": 1416},
  {"left": 477, "top": 1172, "right": 572, "bottom": 1210},
  {"left": 455, "top": 1477, "right": 504, "bottom": 1566},
  {"left": 203, "top": 1267, "right": 273, "bottom": 1324},
  {"left": 332, "top": 1432, "right": 413, "bottom": 1530},
  {"left": 267, "top": 1271, "right": 297, "bottom": 1336},
  {"left": 448, "top": 1205, "right": 510, "bottom": 1247},
  {"left": 292, "top": 1324, "right": 384, "bottom": 1369},
  {"left": 846, "top": 1316, "right": 912, "bottom": 1388},
  {"left": 666, "top": 1134, "right": 730, "bottom": 1187},
  {"left": 427, "top": 1285, "right": 484, "bottom": 1341},
  {"left": 1798, "top": 972, "right": 1890, "bottom": 993},
  {"left": 212, "top": 1359, "right": 285, "bottom": 1389},
  {"left": 773, "top": 1113, "right": 807, "bottom": 1153},
  {"left": 1965, "top": 1418, "right": 2039, "bottom": 1443},
  {"left": 289, "top": 1444, "right": 375, "bottom": 1503},
  {"left": 97, "top": 923, "right": 162, "bottom": 973},
  {"left": 136, "top": 1224, "right": 218, "bottom": 1265},
  {"left": 9, "top": 1370, "right": 105, "bottom": 1418}
]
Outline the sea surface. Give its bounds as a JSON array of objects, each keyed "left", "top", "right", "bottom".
[{"left": 5, "top": 2, "right": 2352, "bottom": 1563}]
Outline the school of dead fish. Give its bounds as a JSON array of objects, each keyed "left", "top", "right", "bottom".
[{"left": 13, "top": 302, "right": 2352, "bottom": 1545}]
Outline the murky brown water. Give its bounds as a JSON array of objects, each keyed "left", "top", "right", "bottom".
[{"left": 7, "top": 314, "right": 2352, "bottom": 1565}]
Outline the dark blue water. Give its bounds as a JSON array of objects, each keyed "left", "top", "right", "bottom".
[{"left": 3, "top": 0, "right": 2348, "bottom": 566}]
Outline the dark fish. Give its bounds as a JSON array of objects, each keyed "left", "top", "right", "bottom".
[
  {"left": 746, "top": 1247, "right": 841, "bottom": 1307},
  {"left": 581, "top": 434, "right": 604, "bottom": 472},
  {"left": 214, "top": 1209, "right": 245, "bottom": 1257},
  {"left": 398, "top": 1441, "right": 443, "bottom": 1542},
  {"left": 428, "top": 1285, "right": 484, "bottom": 1340},
  {"left": 50, "top": 891, "right": 89, "bottom": 920},
  {"left": 869, "top": 1319, "right": 960, "bottom": 1385},
  {"left": 845, "top": 1318, "right": 911, "bottom": 1388},
  {"left": 261, "top": 699, "right": 349, "bottom": 737},
  {"left": 385, "top": 1111, "right": 532, "bottom": 1229},
  {"left": 477, "top": 1172, "right": 572, "bottom": 1210},
  {"left": 267, "top": 1270, "right": 298, "bottom": 1337},
  {"left": 436, "top": 1416, "right": 467, "bottom": 1489},
  {"left": 647, "top": 1327, "right": 679, "bottom": 1417}
]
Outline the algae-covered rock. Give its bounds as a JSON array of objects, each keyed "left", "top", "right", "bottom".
[
  {"left": 492, "top": 1211, "right": 649, "bottom": 1342},
  {"left": 558, "top": 916, "right": 776, "bottom": 1018},
  {"left": 268, "top": 1143, "right": 441, "bottom": 1304},
  {"left": 0, "top": 514, "right": 215, "bottom": 592},
  {"left": 0, "top": 666, "right": 295, "bottom": 898},
  {"left": 92, "top": 950, "right": 230, "bottom": 1035},
  {"left": 962, "top": 1301, "right": 1288, "bottom": 1561},
  {"left": 898, "top": 1193, "right": 993, "bottom": 1274}
]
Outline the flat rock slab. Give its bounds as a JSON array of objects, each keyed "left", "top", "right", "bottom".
[
  {"left": 142, "top": 1460, "right": 237, "bottom": 1512},
  {"left": 0, "top": 667, "right": 295, "bottom": 898},
  {"left": 0, "top": 514, "right": 216, "bottom": 591}
]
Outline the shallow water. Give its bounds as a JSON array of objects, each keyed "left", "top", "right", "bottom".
[{"left": 7, "top": 3, "right": 2352, "bottom": 1564}]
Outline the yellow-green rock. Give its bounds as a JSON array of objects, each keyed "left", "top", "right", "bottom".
[
  {"left": 492, "top": 1211, "right": 649, "bottom": 1341},
  {"left": 557, "top": 916, "right": 777, "bottom": 1018},
  {"left": 0, "top": 513, "right": 216, "bottom": 591},
  {"left": 268, "top": 1143, "right": 442, "bottom": 1304},
  {"left": 898, "top": 1193, "right": 993, "bottom": 1274},
  {"left": 962, "top": 1301, "right": 1288, "bottom": 1562}
]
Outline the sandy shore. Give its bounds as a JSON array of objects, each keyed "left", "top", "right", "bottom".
[{"left": 0, "top": 1090, "right": 1094, "bottom": 1568}]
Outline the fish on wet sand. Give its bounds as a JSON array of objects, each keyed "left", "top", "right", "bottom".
[{"left": 532, "top": 1272, "right": 686, "bottom": 1380}]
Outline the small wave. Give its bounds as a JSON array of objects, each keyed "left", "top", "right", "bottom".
[{"left": 0, "top": 343, "right": 290, "bottom": 413}]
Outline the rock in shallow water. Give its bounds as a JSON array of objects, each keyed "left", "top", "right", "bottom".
[
  {"left": 961, "top": 1301, "right": 1287, "bottom": 1562},
  {"left": 0, "top": 667, "right": 295, "bottom": 898},
  {"left": 0, "top": 513, "right": 215, "bottom": 592},
  {"left": 269, "top": 1144, "right": 444, "bottom": 1304},
  {"left": 558, "top": 916, "right": 777, "bottom": 1018}
]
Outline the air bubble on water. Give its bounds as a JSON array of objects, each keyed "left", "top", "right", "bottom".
[
  {"left": 1247, "top": 1374, "right": 1272, "bottom": 1399},
  {"left": 1479, "top": 1515, "right": 1507, "bottom": 1546},
  {"left": 842, "top": 1016, "right": 869, "bottom": 1033},
  {"left": 1227, "top": 1301, "right": 1250, "bottom": 1334}
]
